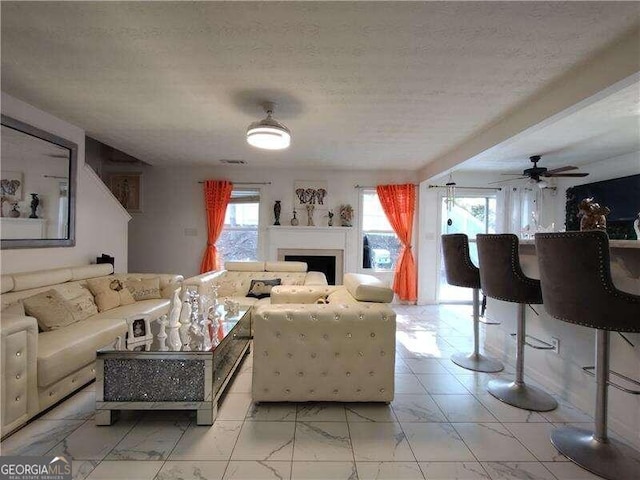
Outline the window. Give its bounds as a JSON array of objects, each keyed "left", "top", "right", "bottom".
[
  {"left": 217, "top": 189, "right": 260, "bottom": 262},
  {"left": 439, "top": 194, "right": 497, "bottom": 302},
  {"left": 361, "top": 190, "right": 401, "bottom": 271}
]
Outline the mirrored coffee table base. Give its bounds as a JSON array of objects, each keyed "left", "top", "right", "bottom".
[{"left": 95, "top": 308, "right": 251, "bottom": 426}]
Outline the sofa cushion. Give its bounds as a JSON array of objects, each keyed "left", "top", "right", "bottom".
[
  {"left": 11, "top": 268, "right": 73, "bottom": 292},
  {"left": 265, "top": 261, "right": 307, "bottom": 272},
  {"left": 247, "top": 278, "right": 281, "bottom": 299},
  {"left": 225, "top": 261, "right": 265, "bottom": 272},
  {"left": 217, "top": 279, "right": 245, "bottom": 298},
  {"left": 89, "top": 298, "right": 171, "bottom": 322},
  {"left": 37, "top": 317, "right": 127, "bottom": 387},
  {"left": 86, "top": 277, "right": 135, "bottom": 312},
  {"left": 344, "top": 273, "right": 394, "bottom": 303},
  {"left": 23, "top": 289, "right": 78, "bottom": 331},
  {"left": 70, "top": 264, "right": 114, "bottom": 281},
  {"left": 125, "top": 277, "right": 162, "bottom": 301},
  {"left": 1, "top": 275, "right": 14, "bottom": 294},
  {"left": 65, "top": 288, "right": 99, "bottom": 321},
  {"left": 327, "top": 287, "right": 360, "bottom": 305},
  {"left": 1, "top": 300, "right": 25, "bottom": 316}
]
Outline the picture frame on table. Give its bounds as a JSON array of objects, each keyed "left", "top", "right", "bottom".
[{"left": 125, "top": 315, "right": 153, "bottom": 348}]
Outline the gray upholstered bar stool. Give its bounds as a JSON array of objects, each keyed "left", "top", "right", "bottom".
[
  {"left": 441, "top": 234, "right": 504, "bottom": 373},
  {"left": 536, "top": 231, "right": 640, "bottom": 480},
  {"left": 476, "top": 233, "right": 558, "bottom": 411}
]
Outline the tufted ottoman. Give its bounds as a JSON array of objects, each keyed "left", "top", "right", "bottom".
[{"left": 251, "top": 302, "right": 396, "bottom": 403}]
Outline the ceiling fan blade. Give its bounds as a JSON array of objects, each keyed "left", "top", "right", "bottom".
[
  {"left": 501, "top": 173, "right": 525, "bottom": 176},
  {"left": 488, "top": 177, "right": 528, "bottom": 185},
  {"left": 548, "top": 172, "right": 589, "bottom": 177},
  {"left": 544, "top": 165, "right": 578, "bottom": 175}
]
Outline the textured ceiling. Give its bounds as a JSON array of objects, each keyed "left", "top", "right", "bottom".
[
  {"left": 1, "top": 2, "right": 639, "bottom": 170},
  {"left": 458, "top": 80, "right": 640, "bottom": 173}
]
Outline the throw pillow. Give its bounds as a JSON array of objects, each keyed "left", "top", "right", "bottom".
[
  {"left": 246, "top": 278, "right": 281, "bottom": 299},
  {"left": 22, "top": 289, "right": 77, "bottom": 331},
  {"left": 86, "top": 277, "right": 136, "bottom": 312},
  {"left": 125, "top": 277, "right": 162, "bottom": 301},
  {"left": 65, "top": 288, "right": 99, "bottom": 321},
  {"left": 1, "top": 301, "right": 25, "bottom": 316}
]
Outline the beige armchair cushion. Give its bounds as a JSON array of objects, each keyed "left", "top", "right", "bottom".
[
  {"left": 22, "top": 289, "right": 77, "bottom": 331},
  {"left": 344, "top": 273, "right": 394, "bottom": 303},
  {"left": 86, "top": 277, "right": 135, "bottom": 312},
  {"left": 125, "top": 277, "right": 162, "bottom": 301}
]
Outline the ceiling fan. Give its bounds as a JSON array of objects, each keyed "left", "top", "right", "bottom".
[{"left": 491, "top": 155, "right": 589, "bottom": 185}]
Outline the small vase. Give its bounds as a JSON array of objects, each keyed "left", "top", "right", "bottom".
[
  {"left": 290, "top": 210, "right": 299, "bottom": 226},
  {"left": 9, "top": 203, "right": 20, "bottom": 218}
]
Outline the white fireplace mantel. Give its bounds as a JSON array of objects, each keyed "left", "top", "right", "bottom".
[{"left": 265, "top": 225, "right": 357, "bottom": 277}]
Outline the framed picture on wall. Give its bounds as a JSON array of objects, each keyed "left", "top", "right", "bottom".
[
  {"left": 107, "top": 172, "right": 142, "bottom": 212},
  {"left": 293, "top": 180, "right": 329, "bottom": 210},
  {"left": 0, "top": 170, "right": 23, "bottom": 201}
]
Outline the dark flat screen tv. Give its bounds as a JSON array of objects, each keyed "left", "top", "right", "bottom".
[{"left": 565, "top": 174, "right": 640, "bottom": 239}]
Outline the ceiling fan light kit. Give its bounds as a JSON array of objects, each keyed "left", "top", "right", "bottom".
[{"left": 246, "top": 104, "right": 291, "bottom": 150}]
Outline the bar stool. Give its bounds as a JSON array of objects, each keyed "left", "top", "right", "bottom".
[
  {"left": 441, "top": 234, "right": 504, "bottom": 373},
  {"left": 476, "top": 233, "right": 558, "bottom": 411},
  {"left": 536, "top": 231, "right": 640, "bottom": 480}
]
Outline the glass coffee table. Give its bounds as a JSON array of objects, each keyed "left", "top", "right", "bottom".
[{"left": 95, "top": 307, "right": 250, "bottom": 426}]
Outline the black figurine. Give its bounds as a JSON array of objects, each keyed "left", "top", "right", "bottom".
[
  {"left": 29, "top": 193, "right": 39, "bottom": 218},
  {"left": 273, "top": 200, "right": 281, "bottom": 226}
]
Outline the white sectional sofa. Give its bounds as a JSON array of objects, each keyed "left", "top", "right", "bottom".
[
  {"left": 182, "top": 261, "right": 328, "bottom": 310},
  {"left": 0, "top": 264, "right": 183, "bottom": 436},
  {"left": 252, "top": 272, "right": 397, "bottom": 403}
]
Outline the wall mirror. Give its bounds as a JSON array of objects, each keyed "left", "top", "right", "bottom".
[{"left": 1, "top": 114, "right": 77, "bottom": 249}]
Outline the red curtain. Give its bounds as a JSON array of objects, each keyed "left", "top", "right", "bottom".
[
  {"left": 200, "top": 180, "right": 233, "bottom": 273},
  {"left": 376, "top": 184, "right": 417, "bottom": 302}
]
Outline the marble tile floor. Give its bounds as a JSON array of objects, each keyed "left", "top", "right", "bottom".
[{"left": 0, "top": 305, "right": 606, "bottom": 480}]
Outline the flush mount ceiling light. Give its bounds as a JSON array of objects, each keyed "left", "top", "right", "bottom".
[{"left": 246, "top": 103, "right": 291, "bottom": 150}]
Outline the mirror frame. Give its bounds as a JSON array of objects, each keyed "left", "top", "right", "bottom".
[{"left": 1, "top": 114, "right": 77, "bottom": 249}]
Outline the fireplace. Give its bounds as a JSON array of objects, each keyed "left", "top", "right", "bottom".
[{"left": 277, "top": 248, "right": 343, "bottom": 285}]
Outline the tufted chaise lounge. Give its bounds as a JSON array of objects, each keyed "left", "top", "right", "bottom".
[{"left": 252, "top": 273, "right": 396, "bottom": 403}]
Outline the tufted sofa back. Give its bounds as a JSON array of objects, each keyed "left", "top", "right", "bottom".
[
  {"left": 252, "top": 303, "right": 396, "bottom": 402},
  {"left": 1, "top": 265, "right": 183, "bottom": 308}
]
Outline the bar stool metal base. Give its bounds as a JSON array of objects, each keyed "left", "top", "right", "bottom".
[
  {"left": 551, "top": 426, "right": 640, "bottom": 480},
  {"left": 450, "top": 352, "right": 504, "bottom": 373},
  {"left": 487, "top": 379, "right": 558, "bottom": 412}
]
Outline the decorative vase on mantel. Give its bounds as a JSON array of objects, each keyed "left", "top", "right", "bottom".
[
  {"left": 273, "top": 200, "right": 281, "bottom": 226},
  {"left": 290, "top": 209, "right": 299, "bottom": 226},
  {"left": 9, "top": 203, "right": 20, "bottom": 218}
]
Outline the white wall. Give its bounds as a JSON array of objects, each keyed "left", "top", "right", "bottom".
[
  {"left": 1, "top": 93, "right": 131, "bottom": 274},
  {"left": 128, "top": 165, "right": 417, "bottom": 282}
]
